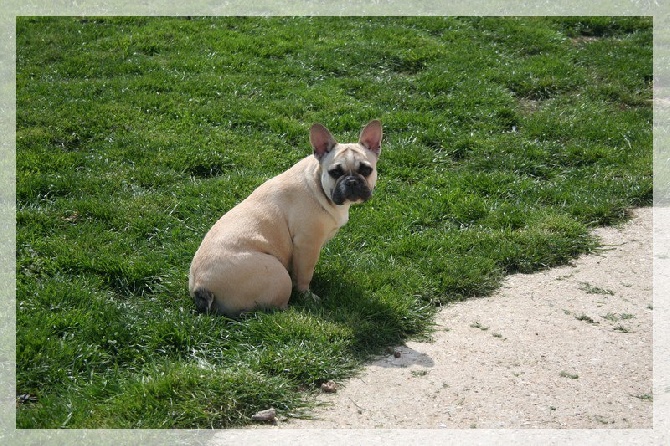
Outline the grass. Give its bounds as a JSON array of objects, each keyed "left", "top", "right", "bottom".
[{"left": 16, "top": 16, "right": 652, "bottom": 428}]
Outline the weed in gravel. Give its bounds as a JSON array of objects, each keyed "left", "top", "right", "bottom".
[
  {"left": 575, "top": 313, "right": 596, "bottom": 324},
  {"left": 632, "top": 393, "right": 653, "bottom": 402},
  {"left": 578, "top": 282, "right": 615, "bottom": 295},
  {"left": 593, "top": 415, "right": 616, "bottom": 425},
  {"left": 602, "top": 312, "right": 619, "bottom": 321},
  {"left": 470, "top": 322, "right": 489, "bottom": 331},
  {"left": 560, "top": 371, "right": 579, "bottom": 379},
  {"left": 603, "top": 312, "right": 635, "bottom": 322}
]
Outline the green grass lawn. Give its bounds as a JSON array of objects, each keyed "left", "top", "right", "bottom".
[{"left": 16, "top": 16, "right": 652, "bottom": 428}]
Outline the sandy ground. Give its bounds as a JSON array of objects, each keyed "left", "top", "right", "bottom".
[{"left": 266, "top": 207, "right": 654, "bottom": 429}]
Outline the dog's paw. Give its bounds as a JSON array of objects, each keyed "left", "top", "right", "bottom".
[{"left": 299, "top": 289, "right": 321, "bottom": 303}]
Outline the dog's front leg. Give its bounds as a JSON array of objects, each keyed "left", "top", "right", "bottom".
[{"left": 291, "top": 236, "right": 322, "bottom": 293}]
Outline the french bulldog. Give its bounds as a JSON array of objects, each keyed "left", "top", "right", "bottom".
[{"left": 188, "top": 120, "right": 382, "bottom": 317}]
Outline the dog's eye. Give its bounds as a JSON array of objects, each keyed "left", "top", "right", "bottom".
[
  {"left": 358, "top": 164, "right": 373, "bottom": 177},
  {"left": 328, "top": 166, "right": 344, "bottom": 179}
]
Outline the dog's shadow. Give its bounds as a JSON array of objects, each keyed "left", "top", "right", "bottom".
[
  {"left": 290, "top": 275, "right": 432, "bottom": 363},
  {"left": 374, "top": 345, "right": 435, "bottom": 369}
]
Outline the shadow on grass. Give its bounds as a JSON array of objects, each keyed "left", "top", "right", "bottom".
[{"left": 290, "top": 275, "right": 437, "bottom": 362}]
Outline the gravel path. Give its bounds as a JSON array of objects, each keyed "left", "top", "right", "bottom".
[{"left": 274, "top": 208, "right": 653, "bottom": 429}]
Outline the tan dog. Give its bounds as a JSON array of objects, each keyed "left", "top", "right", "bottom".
[{"left": 188, "top": 120, "right": 383, "bottom": 317}]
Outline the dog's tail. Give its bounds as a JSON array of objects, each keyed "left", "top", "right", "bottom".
[{"left": 193, "top": 287, "right": 215, "bottom": 314}]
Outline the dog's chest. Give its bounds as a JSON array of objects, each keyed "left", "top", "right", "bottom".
[{"left": 326, "top": 209, "right": 349, "bottom": 241}]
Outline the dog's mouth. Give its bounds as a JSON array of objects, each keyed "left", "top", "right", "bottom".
[{"left": 331, "top": 175, "right": 372, "bottom": 205}]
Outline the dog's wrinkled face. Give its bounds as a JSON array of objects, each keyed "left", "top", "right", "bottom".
[
  {"left": 321, "top": 145, "right": 377, "bottom": 205},
  {"left": 310, "top": 120, "right": 382, "bottom": 206}
]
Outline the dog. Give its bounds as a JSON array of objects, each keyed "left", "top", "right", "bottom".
[{"left": 188, "top": 120, "right": 383, "bottom": 317}]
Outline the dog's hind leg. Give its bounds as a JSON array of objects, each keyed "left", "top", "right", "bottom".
[{"left": 191, "top": 252, "right": 293, "bottom": 316}]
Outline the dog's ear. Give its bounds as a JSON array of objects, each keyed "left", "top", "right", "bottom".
[
  {"left": 310, "top": 123, "right": 337, "bottom": 159},
  {"left": 359, "top": 120, "right": 382, "bottom": 157}
]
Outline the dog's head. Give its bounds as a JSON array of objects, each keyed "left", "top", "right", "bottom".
[{"left": 309, "top": 120, "right": 382, "bottom": 206}]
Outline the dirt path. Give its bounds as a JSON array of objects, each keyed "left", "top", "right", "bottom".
[{"left": 274, "top": 207, "right": 653, "bottom": 429}]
